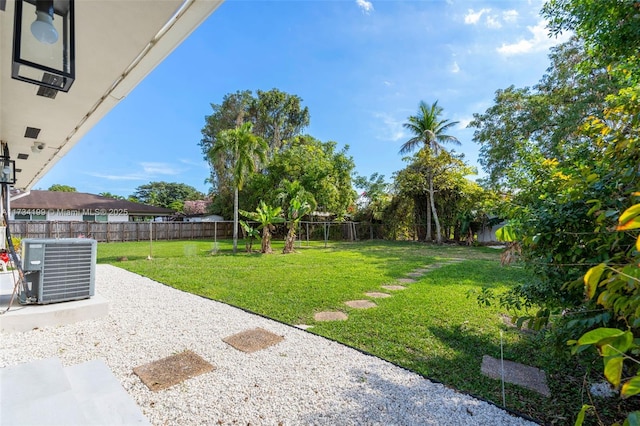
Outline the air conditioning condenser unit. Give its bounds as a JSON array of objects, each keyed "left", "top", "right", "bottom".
[{"left": 20, "top": 238, "right": 97, "bottom": 304}]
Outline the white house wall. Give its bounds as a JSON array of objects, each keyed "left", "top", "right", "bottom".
[{"left": 11, "top": 210, "right": 130, "bottom": 222}]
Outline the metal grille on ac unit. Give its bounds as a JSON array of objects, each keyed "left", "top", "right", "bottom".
[{"left": 21, "top": 238, "right": 97, "bottom": 304}]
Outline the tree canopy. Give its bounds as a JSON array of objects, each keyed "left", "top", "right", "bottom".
[
  {"left": 48, "top": 184, "right": 76, "bottom": 192},
  {"left": 200, "top": 88, "right": 310, "bottom": 197},
  {"left": 130, "top": 182, "right": 205, "bottom": 211}
]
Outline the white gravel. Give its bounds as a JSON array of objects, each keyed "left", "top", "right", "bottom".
[{"left": 1, "top": 264, "right": 537, "bottom": 426}]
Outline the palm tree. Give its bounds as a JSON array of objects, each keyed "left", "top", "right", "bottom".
[
  {"left": 277, "top": 180, "right": 316, "bottom": 254},
  {"left": 240, "top": 201, "right": 284, "bottom": 253},
  {"left": 209, "top": 122, "right": 268, "bottom": 253},
  {"left": 400, "top": 101, "right": 460, "bottom": 243}
]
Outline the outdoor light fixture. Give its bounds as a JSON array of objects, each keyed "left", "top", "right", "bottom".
[
  {"left": 12, "top": 0, "right": 75, "bottom": 92},
  {"left": 31, "top": 1, "right": 58, "bottom": 44},
  {"left": 0, "top": 157, "right": 17, "bottom": 185}
]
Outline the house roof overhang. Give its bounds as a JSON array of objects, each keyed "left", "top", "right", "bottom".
[{"left": 0, "top": 0, "right": 223, "bottom": 191}]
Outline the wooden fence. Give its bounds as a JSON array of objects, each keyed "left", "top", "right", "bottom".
[
  {"left": 8, "top": 220, "right": 496, "bottom": 243},
  {"left": 8, "top": 220, "right": 386, "bottom": 243},
  {"left": 8, "top": 221, "right": 236, "bottom": 242}
]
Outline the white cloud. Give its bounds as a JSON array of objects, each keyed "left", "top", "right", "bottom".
[
  {"left": 464, "top": 8, "right": 490, "bottom": 25},
  {"left": 179, "top": 158, "right": 208, "bottom": 169},
  {"left": 486, "top": 15, "right": 502, "bottom": 29},
  {"left": 451, "top": 61, "right": 460, "bottom": 73},
  {"left": 373, "top": 112, "right": 406, "bottom": 142},
  {"left": 497, "top": 20, "right": 571, "bottom": 55},
  {"left": 356, "top": 0, "right": 374, "bottom": 14},
  {"left": 140, "top": 162, "right": 182, "bottom": 175},
  {"left": 87, "top": 173, "right": 147, "bottom": 181},
  {"left": 456, "top": 117, "right": 473, "bottom": 129},
  {"left": 503, "top": 10, "right": 518, "bottom": 23}
]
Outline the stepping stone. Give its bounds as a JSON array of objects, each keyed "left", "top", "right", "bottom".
[
  {"left": 133, "top": 350, "right": 215, "bottom": 391},
  {"left": 481, "top": 355, "right": 551, "bottom": 397},
  {"left": 223, "top": 327, "right": 284, "bottom": 353},
  {"left": 406, "top": 272, "right": 424, "bottom": 277},
  {"left": 314, "top": 311, "right": 348, "bottom": 321},
  {"left": 365, "top": 292, "right": 391, "bottom": 298},
  {"left": 381, "top": 285, "right": 406, "bottom": 291},
  {"left": 345, "top": 300, "right": 377, "bottom": 309},
  {"left": 413, "top": 268, "right": 431, "bottom": 274},
  {"left": 396, "top": 278, "right": 416, "bottom": 284}
]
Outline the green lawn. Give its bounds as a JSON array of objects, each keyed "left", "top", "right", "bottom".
[{"left": 97, "top": 239, "right": 587, "bottom": 424}]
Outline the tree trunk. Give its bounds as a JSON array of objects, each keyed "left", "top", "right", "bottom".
[
  {"left": 426, "top": 190, "right": 432, "bottom": 242},
  {"left": 261, "top": 226, "right": 273, "bottom": 254},
  {"left": 283, "top": 223, "right": 296, "bottom": 254},
  {"left": 429, "top": 175, "right": 442, "bottom": 244},
  {"left": 233, "top": 186, "right": 238, "bottom": 253}
]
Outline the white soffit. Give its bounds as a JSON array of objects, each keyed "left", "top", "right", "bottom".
[{"left": 0, "top": 0, "right": 223, "bottom": 190}]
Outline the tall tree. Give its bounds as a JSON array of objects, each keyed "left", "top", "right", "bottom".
[
  {"left": 48, "top": 184, "right": 76, "bottom": 192},
  {"left": 209, "top": 122, "right": 268, "bottom": 253},
  {"left": 200, "top": 89, "right": 310, "bottom": 204},
  {"left": 470, "top": 39, "right": 620, "bottom": 188},
  {"left": 400, "top": 101, "right": 460, "bottom": 243},
  {"left": 244, "top": 135, "right": 356, "bottom": 220},
  {"left": 99, "top": 192, "right": 125, "bottom": 200},
  {"left": 249, "top": 89, "right": 310, "bottom": 153},
  {"left": 130, "top": 182, "right": 204, "bottom": 211}
]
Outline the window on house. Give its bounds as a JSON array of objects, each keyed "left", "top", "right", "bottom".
[{"left": 14, "top": 213, "right": 30, "bottom": 220}]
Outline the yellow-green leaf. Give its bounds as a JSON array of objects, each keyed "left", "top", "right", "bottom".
[
  {"left": 618, "top": 217, "right": 640, "bottom": 231},
  {"left": 574, "top": 404, "right": 592, "bottom": 426},
  {"left": 577, "top": 327, "right": 624, "bottom": 346},
  {"left": 602, "top": 344, "right": 626, "bottom": 387},
  {"left": 495, "top": 225, "right": 517, "bottom": 242},
  {"left": 618, "top": 204, "right": 640, "bottom": 230},
  {"left": 636, "top": 235, "right": 640, "bottom": 252},
  {"left": 584, "top": 264, "right": 606, "bottom": 299},
  {"left": 621, "top": 376, "right": 640, "bottom": 398}
]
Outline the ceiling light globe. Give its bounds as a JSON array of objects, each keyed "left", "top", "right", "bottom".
[{"left": 31, "top": 11, "right": 58, "bottom": 44}]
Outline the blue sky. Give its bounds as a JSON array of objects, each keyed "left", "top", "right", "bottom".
[{"left": 35, "top": 0, "right": 570, "bottom": 197}]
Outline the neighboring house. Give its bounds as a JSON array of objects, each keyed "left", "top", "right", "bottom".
[
  {"left": 9, "top": 191, "right": 173, "bottom": 222},
  {"left": 183, "top": 214, "right": 224, "bottom": 222},
  {"left": 477, "top": 220, "right": 506, "bottom": 243}
]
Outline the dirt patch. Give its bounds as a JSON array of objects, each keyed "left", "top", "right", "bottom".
[
  {"left": 133, "top": 350, "right": 214, "bottom": 391},
  {"left": 222, "top": 327, "right": 284, "bottom": 353},
  {"left": 314, "top": 311, "right": 348, "bottom": 321}
]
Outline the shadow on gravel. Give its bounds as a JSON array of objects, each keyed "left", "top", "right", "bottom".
[{"left": 300, "top": 367, "right": 536, "bottom": 425}]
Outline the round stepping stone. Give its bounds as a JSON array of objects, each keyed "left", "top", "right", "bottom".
[
  {"left": 314, "top": 311, "right": 348, "bottom": 321},
  {"left": 345, "top": 300, "right": 377, "bottom": 309},
  {"left": 365, "top": 292, "right": 391, "bottom": 298},
  {"left": 381, "top": 285, "right": 406, "bottom": 290},
  {"left": 406, "top": 272, "right": 423, "bottom": 277},
  {"left": 397, "top": 278, "right": 416, "bottom": 284}
]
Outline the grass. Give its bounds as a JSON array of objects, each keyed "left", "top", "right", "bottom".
[{"left": 97, "top": 239, "right": 596, "bottom": 424}]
